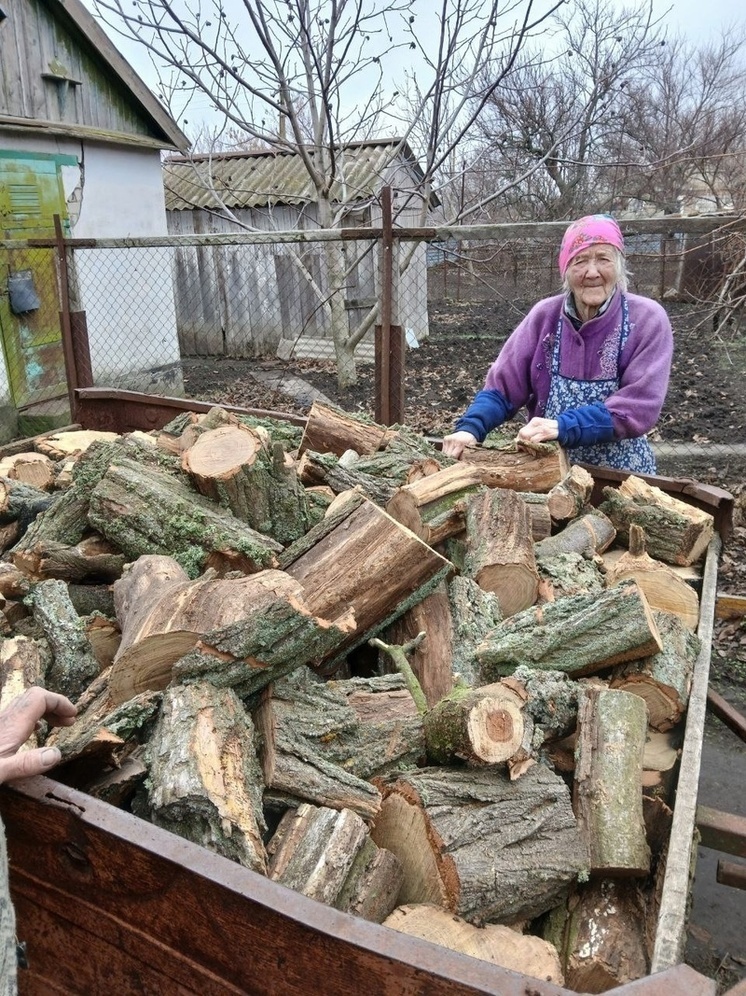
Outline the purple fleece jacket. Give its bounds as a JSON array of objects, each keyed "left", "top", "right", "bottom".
[{"left": 455, "top": 290, "right": 673, "bottom": 444}]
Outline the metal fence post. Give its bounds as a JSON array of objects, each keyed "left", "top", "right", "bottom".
[{"left": 375, "top": 187, "right": 404, "bottom": 425}]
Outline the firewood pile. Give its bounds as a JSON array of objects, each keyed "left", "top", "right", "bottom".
[{"left": 0, "top": 403, "right": 715, "bottom": 992}]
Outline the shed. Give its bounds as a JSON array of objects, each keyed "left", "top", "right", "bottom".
[
  {"left": 0, "top": 0, "right": 189, "bottom": 439},
  {"left": 162, "top": 141, "right": 435, "bottom": 361}
]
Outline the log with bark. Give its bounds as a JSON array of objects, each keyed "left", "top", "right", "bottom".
[
  {"left": 108, "top": 555, "right": 354, "bottom": 705},
  {"left": 25, "top": 578, "right": 101, "bottom": 701},
  {"left": 12, "top": 534, "right": 126, "bottom": 584},
  {"left": 477, "top": 580, "right": 662, "bottom": 680},
  {"left": 0, "top": 477, "right": 56, "bottom": 533},
  {"left": 370, "top": 764, "right": 589, "bottom": 925},
  {"left": 546, "top": 465, "right": 595, "bottom": 524},
  {"left": 0, "top": 451, "right": 56, "bottom": 490},
  {"left": 299, "top": 401, "right": 396, "bottom": 457},
  {"left": 540, "top": 878, "right": 651, "bottom": 992},
  {"left": 600, "top": 475, "right": 714, "bottom": 567},
  {"left": 604, "top": 524, "right": 700, "bottom": 630},
  {"left": 35, "top": 429, "right": 120, "bottom": 460},
  {"left": 281, "top": 489, "right": 454, "bottom": 670},
  {"left": 534, "top": 510, "right": 617, "bottom": 563},
  {"left": 573, "top": 686, "right": 651, "bottom": 877},
  {"left": 385, "top": 463, "right": 486, "bottom": 546},
  {"left": 462, "top": 488, "right": 539, "bottom": 617},
  {"left": 609, "top": 610, "right": 699, "bottom": 732},
  {"left": 181, "top": 417, "right": 312, "bottom": 545},
  {"left": 88, "top": 457, "right": 284, "bottom": 577},
  {"left": 384, "top": 904, "right": 564, "bottom": 983},
  {"left": 460, "top": 440, "right": 570, "bottom": 493},
  {"left": 143, "top": 681, "right": 268, "bottom": 873},
  {"left": 423, "top": 682, "right": 529, "bottom": 767},
  {"left": 536, "top": 552, "right": 606, "bottom": 602}
]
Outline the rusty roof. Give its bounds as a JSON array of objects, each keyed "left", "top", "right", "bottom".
[{"left": 162, "top": 139, "right": 430, "bottom": 211}]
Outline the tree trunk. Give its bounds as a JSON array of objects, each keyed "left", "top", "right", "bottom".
[
  {"left": 600, "top": 475, "right": 715, "bottom": 566},
  {"left": 462, "top": 489, "right": 539, "bottom": 617},
  {"left": 281, "top": 490, "right": 453, "bottom": 670},
  {"left": 182, "top": 420, "right": 311, "bottom": 545},
  {"left": 145, "top": 681, "right": 267, "bottom": 873},
  {"left": 371, "top": 764, "right": 588, "bottom": 925},
  {"left": 477, "top": 580, "right": 662, "bottom": 680},
  {"left": 574, "top": 686, "right": 650, "bottom": 876}
]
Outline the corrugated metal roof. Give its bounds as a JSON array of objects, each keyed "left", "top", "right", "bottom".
[{"left": 163, "top": 140, "right": 426, "bottom": 211}]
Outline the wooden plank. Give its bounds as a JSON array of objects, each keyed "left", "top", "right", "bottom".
[
  {"left": 697, "top": 805, "right": 746, "bottom": 857},
  {"left": 651, "top": 535, "right": 721, "bottom": 973},
  {"left": 717, "top": 859, "right": 746, "bottom": 890},
  {"left": 707, "top": 688, "right": 746, "bottom": 743}
]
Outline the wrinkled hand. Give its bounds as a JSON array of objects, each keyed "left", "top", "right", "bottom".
[
  {"left": 0, "top": 687, "right": 77, "bottom": 784},
  {"left": 441, "top": 430, "right": 478, "bottom": 460},
  {"left": 517, "top": 417, "right": 559, "bottom": 445}
]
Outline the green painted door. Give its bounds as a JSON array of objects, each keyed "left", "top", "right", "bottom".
[{"left": 0, "top": 151, "right": 73, "bottom": 408}]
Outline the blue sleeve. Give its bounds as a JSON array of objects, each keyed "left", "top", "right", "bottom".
[
  {"left": 455, "top": 389, "right": 514, "bottom": 443},
  {"left": 557, "top": 403, "right": 615, "bottom": 447}
]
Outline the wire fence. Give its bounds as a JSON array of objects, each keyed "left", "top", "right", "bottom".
[{"left": 1, "top": 220, "right": 745, "bottom": 479}]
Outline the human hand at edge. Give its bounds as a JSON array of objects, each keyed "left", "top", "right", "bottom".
[
  {"left": 0, "top": 687, "right": 77, "bottom": 784},
  {"left": 517, "top": 417, "right": 559, "bottom": 445},
  {"left": 441, "top": 431, "right": 478, "bottom": 459}
]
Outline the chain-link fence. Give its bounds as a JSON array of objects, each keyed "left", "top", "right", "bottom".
[{"left": 2, "top": 220, "right": 745, "bottom": 481}]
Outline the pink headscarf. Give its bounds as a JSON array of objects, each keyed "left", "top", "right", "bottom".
[{"left": 558, "top": 215, "right": 625, "bottom": 276}]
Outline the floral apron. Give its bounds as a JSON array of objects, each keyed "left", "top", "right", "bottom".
[{"left": 544, "top": 295, "right": 657, "bottom": 473}]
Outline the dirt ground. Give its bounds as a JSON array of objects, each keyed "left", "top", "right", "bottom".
[{"left": 181, "top": 297, "right": 746, "bottom": 991}]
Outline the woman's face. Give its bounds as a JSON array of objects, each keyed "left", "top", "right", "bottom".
[{"left": 565, "top": 244, "right": 618, "bottom": 320}]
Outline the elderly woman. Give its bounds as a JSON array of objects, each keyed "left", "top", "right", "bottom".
[{"left": 441, "top": 215, "right": 673, "bottom": 473}]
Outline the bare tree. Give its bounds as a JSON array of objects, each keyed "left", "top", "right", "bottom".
[{"left": 93, "top": 0, "right": 560, "bottom": 385}]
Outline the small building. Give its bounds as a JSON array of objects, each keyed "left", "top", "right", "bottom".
[
  {"left": 0, "top": 0, "right": 189, "bottom": 438},
  {"left": 162, "top": 141, "right": 435, "bottom": 361}
]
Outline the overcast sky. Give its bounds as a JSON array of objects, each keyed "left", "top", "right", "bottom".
[{"left": 87, "top": 0, "right": 744, "bottom": 133}]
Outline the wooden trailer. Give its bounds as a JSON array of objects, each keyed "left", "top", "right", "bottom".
[{"left": 0, "top": 387, "right": 739, "bottom": 996}]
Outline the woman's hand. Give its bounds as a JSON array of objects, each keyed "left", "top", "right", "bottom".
[
  {"left": 517, "top": 417, "right": 559, "bottom": 444},
  {"left": 441, "top": 431, "right": 478, "bottom": 459},
  {"left": 0, "top": 687, "right": 77, "bottom": 784}
]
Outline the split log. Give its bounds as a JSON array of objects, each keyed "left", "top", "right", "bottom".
[
  {"left": 386, "top": 463, "right": 486, "bottom": 546},
  {"left": 642, "top": 730, "right": 680, "bottom": 784},
  {"left": 12, "top": 534, "right": 126, "bottom": 583},
  {"left": 182, "top": 419, "right": 311, "bottom": 545},
  {"left": 541, "top": 879, "right": 650, "bottom": 992},
  {"left": 108, "top": 556, "right": 353, "bottom": 705},
  {"left": 600, "top": 475, "right": 714, "bottom": 567},
  {"left": 609, "top": 610, "right": 699, "bottom": 731},
  {"left": 267, "top": 803, "right": 403, "bottom": 923},
  {"left": 85, "top": 750, "right": 148, "bottom": 807},
  {"left": 477, "top": 580, "right": 662, "bottom": 680},
  {"left": 84, "top": 615, "right": 121, "bottom": 671},
  {"left": 0, "top": 522, "right": 20, "bottom": 554},
  {"left": 88, "top": 457, "right": 283, "bottom": 576},
  {"left": 384, "top": 904, "right": 564, "bottom": 983},
  {"left": 0, "top": 637, "right": 45, "bottom": 740},
  {"left": 298, "top": 450, "right": 399, "bottom": 507},
  {"left": 299, "top": 401, "right": 395, "bottom": 457},
  {"left": 0, "top": 452, "right": 56, "bottom": 490},
  {"left": 462, "top": 488, "right": 539, "bottom": 617},
  {"left": 546, "top": 465, "right": 595, "bottom": 524},
  {"left": 460, "top": 440, "right": 569, "bottom": 493},
  {"left": 574, "top": 686, "right": 650, "bottom": 876},
  {"left": 423, "top": 682, "right": 528, "bottom": 766},
  {"left": 516, "top": 492, "right": 552, "bottom": 540},
  {"left": 281, "top": 490, "right": 454, "bottom": 669},
  {"left": 25, "top": 578, "right": 101, "bottom": 701},
  {"left": 534, "top": 510, "right": 617, "bottom": 563},
  {"left": 382, "top": 583, "right": 455, "bottom": 707},
  {"left": 604, "top": 524, "right": 700, "bottom": 630},
  {"left": 145, "top": 681, "right": 267, "bottom": 873},
  {"left": 371, "top": 764, "right": 589, "bottom": 925}
]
